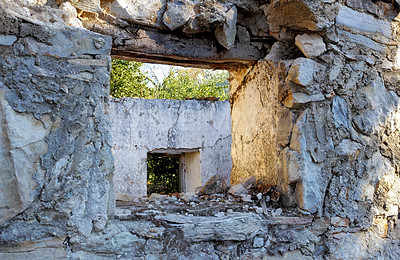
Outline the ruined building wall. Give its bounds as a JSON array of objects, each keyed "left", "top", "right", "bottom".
[
  {"left": 0, "top": 1, "right": 115, "bottom": 246},
  {"left": 1, "top": 0, "right": 400, "bottom": 259},
  {"left": 80, "top": 0, "right": 273, "bottom": 69},
  {"left": 229, "top": 62, "right": 284, "bottom": 187},
  {"left": 110, "top": 98, "right": 232, "bottom": 198},
  {"left": 230, "top": 0, "right": 400, "bottom": 257}
]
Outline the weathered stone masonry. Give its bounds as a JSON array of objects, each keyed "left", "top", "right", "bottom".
[
  {"left": 0, "top": 0, "right": 115, "bottom": 241},
  {"left": 1, "top": 0, "right": 400, "bottom": 259}
]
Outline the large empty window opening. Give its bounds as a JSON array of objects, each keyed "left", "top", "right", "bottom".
[
  {"left": 109, "top": 59, "right": 232, "bottom": 200},
  {"left": 110, "top": 60, "right": 229, "bottom": 101},
  {"left": 147, "top": 149, "right": 201, "bottom": 196}
]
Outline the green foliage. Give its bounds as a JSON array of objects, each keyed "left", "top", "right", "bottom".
[
  {"left": 110, "top": 60, "right": 229, "bottom": 100},
  {"left": 147, "top": 156, "right": 180, "bottom": 195},
  {"left": 109, "top": 60, "right": 149, "bottom": 98}
]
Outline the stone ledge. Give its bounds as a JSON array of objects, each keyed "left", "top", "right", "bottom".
[{"left": 264, "top": 216, "right": 314, "bottom": 226}]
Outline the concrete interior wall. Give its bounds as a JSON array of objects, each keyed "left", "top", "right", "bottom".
[
  {"left": 110, "top": 98, "right": 232, "bottom": 198},
  {"left": 183, "top": 151, "right": 201, "bottom": 193},
  {"left": 229, "top": 62, "right": 283, "bottom": 187}
]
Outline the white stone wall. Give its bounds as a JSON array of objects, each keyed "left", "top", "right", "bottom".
[{"left": 110, "top": 98, "right": 232, "bottom": 198}]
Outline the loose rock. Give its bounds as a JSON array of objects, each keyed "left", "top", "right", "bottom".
[
  {"left": 228, "top": 183, "right": 248, "bottom": 196},
  {"left": 163, "top": 0, "right": 194, "bottom": 31},
  {"left": 200, "top": 174, "right": 228, "bottom": 195},
  {"left": 295, "top": 33, "right": 326, "bottom": 58}
]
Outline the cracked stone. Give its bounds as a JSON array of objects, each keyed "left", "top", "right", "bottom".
[{"left": 295, "top": 33, "right": 326, "bottom": 58}]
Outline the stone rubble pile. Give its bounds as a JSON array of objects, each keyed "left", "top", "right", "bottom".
[
  {"left": 97, "top": 175, "right": 316, "bottom": 259},
  {"left": 129, "top": 174, "right": 289, "bottom": 219}
]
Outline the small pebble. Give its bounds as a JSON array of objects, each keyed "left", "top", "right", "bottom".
[
  {"left": 272, "top": 208, "right": 282, "bottom": 216},
  {"left": 254, "top": 206, "right": 263, "bottom": 214},
  {"left": 215, "top": 212, "right": 225, "bottom": 217},
  {"left": 242, "top": 195, "right": 252, "bottom": 202}
]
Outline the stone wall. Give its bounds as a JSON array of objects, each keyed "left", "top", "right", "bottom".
[
  {"left": 110, "top": 98, "right": 232, "bottom": 198},
  {"left": 230, "top": 0, "right": 400, "bottom": 257},
  {"left": 0, "top": 0, "right": 115, "bottom": 245},
  {"left": 229, "top": 61, "right": 286, "bottom": 187},
  {"left": 2, "top": 0, "right": 400, "bottom": 259},
  {"left": 63, "top": 0, "right": 273, "bottom": 69}
]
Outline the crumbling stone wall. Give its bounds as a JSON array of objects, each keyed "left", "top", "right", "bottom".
[
  {"left": 79, "top": 0, "right": 273, "bottom": 69},
  {"left": 230, "top": 0, "right": 400, "bottom": 257},
  {"left": 0, "top": 0, "right": 115, "bottom": 244},
  {"left": 2, "top": 0, "right": 400, "bottom": 259},
  {"left": 110, "top": 98, "right": 232, "bottom": 198}
]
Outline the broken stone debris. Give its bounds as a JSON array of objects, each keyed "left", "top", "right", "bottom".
[
  {"left": 101, "top": 182, "right": 316, "bottom": 258},
  {"left": 180, "top": 193, "right": 199, "bottom": 203},
  {"left": 239, "top": 175, "right": 256, "bottom": 189},
  {"left": 227, "top": 176, "right": 253, "bottom": 195},
  {"left": 228, "top": 175, "right": 256, "bottom": 196},
  {"left": 199, "top": 174, "right": 228, "bottom": 195},
  {"left": 228, "top": 183, "right": 248, "bottom": 196}
]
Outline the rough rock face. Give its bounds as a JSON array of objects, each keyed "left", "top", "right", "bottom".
[
  {"left": 295, "top": 33, "right": 326, "bottom": 59},
  {"left": 163, "top": 0, "right": 195, "bottom": 31},
  {"left": 214, "top": 6, "right": 238, "bottom": 49},
  {"left": 0, "top": 0, "right": 114, "bottom": 243},
  {"left": 87, "top": 0, "right": 273, "bottom": 68},
  {"left": 231, "top": 0, "right": 400, "bottom": 258},
  {"left": 109, "top": 0, "right": 167, "bottom": 28}
]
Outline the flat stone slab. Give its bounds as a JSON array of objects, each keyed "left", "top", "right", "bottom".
[
  {"left": 156, "top": 212, "right": 265, "bottom": 242},
  {"left": 336, "top": 6, "right": 391, "bottom": 38},
  {"left": 264, "top": 216, "right": 314, "bottom": 225},
  {"left": 0, "top": 35, "right": 17, "bottom": 46}
]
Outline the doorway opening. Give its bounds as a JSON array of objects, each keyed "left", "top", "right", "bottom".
[
  {"left": 147, "top": 154, "right": 179, "bottom": 196},
  {"left": 147, "top": 149, "right": 201, "bottom": 196}
]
